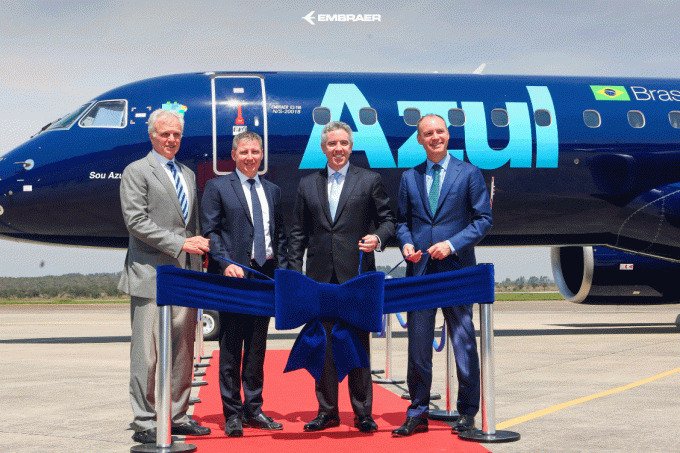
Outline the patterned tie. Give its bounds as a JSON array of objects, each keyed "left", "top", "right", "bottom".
[
  {"left": 248, "top": 179, "right": 267, "bottom": 267},
  {"left": 329, "top": 171, "right": 341, "bottom": 220},
  {"left": 429, "top": 164, "right": 441, "bottom": 215},
  {"left": 167, "top": 161, "right": 189, "bottom": 223}
]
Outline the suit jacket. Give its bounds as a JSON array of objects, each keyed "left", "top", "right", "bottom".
[
  {"left": 289, "top": 164, "right": 395, "bottom": 283},
  {"left": 200, "top": 172, "right": 287, "bottom": 273},
  {"left": 396, "top": 157, "right": 492, "bottom": 277},
  {"left": 118, "top": 151, "right": 202, "bottom": 299}
]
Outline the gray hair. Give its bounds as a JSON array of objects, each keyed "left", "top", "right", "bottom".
[
  {"left": 321, "top": 121, "right": 353, "bottom": 146},
  {"left": 416, "top": 113, "right": 446, "bottom": 133},
  {"left": 232, "top": 131, "right": 263, "bottom": 150},
  {"left": 148, "top": 109, "right": 185, "bottom": 135}
]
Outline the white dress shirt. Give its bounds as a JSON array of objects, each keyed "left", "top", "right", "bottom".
[
  {"left": 153, "top": 150, "right": 191, "bottom": 216},
  {"left": 235, "top": 169, "right": 273, "bottom": 260}
]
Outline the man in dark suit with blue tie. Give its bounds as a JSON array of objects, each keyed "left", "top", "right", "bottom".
[
  {"left": 393, "top": 114, "right": 492, "bottom": 437},
  {"left": 288, "top": 121, "right": 395, "bottom": 433},
  {"left": 201, "top": 131, "right": 287, "bottom": 437}
]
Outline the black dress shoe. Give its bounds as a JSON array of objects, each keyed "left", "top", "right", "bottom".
[
  {"left": 171, "top": 419, "right": 211, "bottom": 436},
  {"left": 243, "top": 412, "right": 283, "bottom": 430},
  {"left": 452, "top": 414, "right": 475, "bottom": 433},
  {"left": 303, "top": 413, "right": 341, "bottom": 431},
  {"left": 132, "top": 428, "right": 156, "bottom": 444},
  {"left": 225, "top": 416, "right": 243, "bottom": 437},
  {"left": 392, "top": 416, "right": 428, "bottom": 437},
  {"left": 354, "top": 415, "right": 378, "bottom": 433}
]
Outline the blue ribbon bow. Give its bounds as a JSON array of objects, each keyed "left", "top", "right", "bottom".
[{"left": 274, "top": 269, "right": 384, "bottom": 381}]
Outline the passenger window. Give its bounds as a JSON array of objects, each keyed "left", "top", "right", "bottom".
[
  {"left": 534, "top": 109, "right": 552, "bottom": 127},
  {"left": 79, "top": 100, "right": 127, "bottom": 128},
  {"left": 491, "top": 108, "right": 508, "bottom": 127},
  {"left": 448, "top": 108, "right": 465, "bottom": 127},
  {"left": 627, "top": 110, "right": 645, "bottom": 128},
  {"left": 403, "top": 108, "right": 421, "bottom": 126},
  {"left": 583, "top": 109, "right": 601, "bottom": 128},
  {"left": 668, "top": 111, "right": 680, "bottom": 129},
  {"left": 359, "top": 107, "right": 377, "bottom": 125},
  {"left": 312, "top": 107, "right": 331, "bottom": 125}
]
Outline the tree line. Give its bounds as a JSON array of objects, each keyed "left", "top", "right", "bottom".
[{"left": 0, "top": 272, "right": 556, "bottom": 299}]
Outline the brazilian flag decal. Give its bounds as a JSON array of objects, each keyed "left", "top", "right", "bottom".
[{"left": 590, "top": 85, "right": 631, "bottom": 101}]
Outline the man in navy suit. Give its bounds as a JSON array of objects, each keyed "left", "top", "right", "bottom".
[
  {"left": 288, "top": 121, "right": 395, "bottom": 433},
  {"left": 393, "top": 114, "right": 492, "bottom": 437},
  {"left": 201, "top": 131, "right": 287, "bottom": 437}
]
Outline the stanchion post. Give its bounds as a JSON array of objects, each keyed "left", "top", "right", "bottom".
[
  {"left": 458, "top": 303, "right": 520, "bottom": 443},
  {"left": 194, "top": 309, "right": 209, "bottom": 368},
  {"left": 131, "top": 305, "right": 196, "bottom": 452},
  {"left": 374, "top": 313, "right": 404, "bottom": 384},
  {"left": 429, "top": 322, "right": 459, "bottom": 421}
]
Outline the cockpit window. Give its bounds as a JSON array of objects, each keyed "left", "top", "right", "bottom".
[
  {"left": 79, "top": 100, "right": 128, "bottom": 128},
  {"left": 46, "top": 103, "right": 92, "bottom": 131}
]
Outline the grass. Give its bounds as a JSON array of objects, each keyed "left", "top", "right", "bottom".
[
  {"left": 0, "top": 298, "right": 129, "bottom": 305},
  {"left": 495, "top": 292, "right": 563, "bottom": 301}
]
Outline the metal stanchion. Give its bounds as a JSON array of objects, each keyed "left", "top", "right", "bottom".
[
  {"left": 131, "top": 306, "right": 196, "bottom": 452},
  {"left": 429, "top": 322, "right": 459, "bottom": 421},
  {"left": 374, "top": 314, "right": 405, "bottom": 384},
  {"left": 458, "top": 304, "right": 520, "bottom": 443},
  {"left": 194, "top": 309, "right": 209, "bottom": 368}
]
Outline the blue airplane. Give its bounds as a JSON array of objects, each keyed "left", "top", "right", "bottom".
[{"left": 1, "top": 71, "right": 680, "bottom": 306}]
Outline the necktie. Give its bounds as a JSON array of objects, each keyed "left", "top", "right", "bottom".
[
  {"left": 329, "top": 171, "right": 341, "bottom": 220},
  {"left": 248, "top": 179, "right": 267, "bottom": 267},
  {"left": 429, "top": 164, "right": 441, "bottom": 215},
  {"left": 167, "top": 161, "right": 189, "bottom": 223}
]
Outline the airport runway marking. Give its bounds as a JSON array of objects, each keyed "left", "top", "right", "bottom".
[{"left": 497, "top": 367, "right": 680, "bottom": 429}]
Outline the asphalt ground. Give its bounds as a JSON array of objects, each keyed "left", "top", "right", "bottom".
[{"left": 0, "top": 300, "right": 678, "bottom": 452}]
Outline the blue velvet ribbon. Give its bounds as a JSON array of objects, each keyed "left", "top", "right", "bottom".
[
  {"left": 274, "top": 269, "right": 384, "bottom": 381},
  {"left": 156, "top": 263, "right": 494, "bottom": 382}
]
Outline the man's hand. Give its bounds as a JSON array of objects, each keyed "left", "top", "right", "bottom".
[
  {"left": 224, "top": 264, "right": 245, "bottom": 278},
  {"left": 403, "top": 244, "right": 423, "bottom": 263},
  {"left": 358, "top": 234, "right": 380, "bottom": 253},
  {"left": 182, "top": 236, "right": 210, "bottom": 255},
  {"left": 427, "top": 241, "right": 452, "bottom": 260}
]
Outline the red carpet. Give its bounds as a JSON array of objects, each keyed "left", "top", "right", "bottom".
[{"left": 187, "top": 350, "right": 489, "bottom": 452}]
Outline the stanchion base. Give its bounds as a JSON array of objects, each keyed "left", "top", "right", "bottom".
[
  {"left": 458, "top": 429, "right": 521, "bottom": 443},
  {"left": 191, "top": 381, "right": 208, "bottom": 387},
  {"left": 194, "top": 363, "right": 209, "bottom": 368},
  {"left": 188, "top": 396, "right": 201, "bottom": 405},
  {"left": 428, "top": 409, "right": 459, "bottom": 421},
  {"left": 401, "top": 392, "right": 441, "bottom": 400},
  {"left": 131, "top": 442, "right": 196, "bottom": 452},
  {"left": 371, "top": 369, "right": 385, "bottom": 375},
  {"left": 373, "top": 378, "right": 405, "bottom": 384}
]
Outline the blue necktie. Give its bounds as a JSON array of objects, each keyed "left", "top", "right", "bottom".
[
  {"left": 167, "top": 161, "right": 189, "bottom": 223},
  {"left": 329, "top": 172, "right": 341, "bottom": 220},
  {"left": 248, "top": 179, "right": 267, "bottom": 267},
  {"left": 429, "top": 164, "right": 441, "bottom": 215}
]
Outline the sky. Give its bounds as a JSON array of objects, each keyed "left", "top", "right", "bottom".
[{"left": 1, "top": 0, "right": 679, "bottom": 279}]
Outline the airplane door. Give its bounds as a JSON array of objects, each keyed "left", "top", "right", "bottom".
[{"left": 211, "top": 74, "right": 268, "bottom": 175}]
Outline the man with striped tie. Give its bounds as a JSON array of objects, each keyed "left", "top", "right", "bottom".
[{"left": 119, "top": 109, "right": 211, "bottom": 445}]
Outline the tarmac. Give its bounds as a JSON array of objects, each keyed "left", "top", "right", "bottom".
[{"left": 0, "top": 300, "right": 678, "bottom": 452}]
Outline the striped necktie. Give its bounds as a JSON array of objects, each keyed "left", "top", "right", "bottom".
[
  {"left": 167, "top": 161, "right": 189, "bottom": 223},
  {"left": 248, "top": 179, "right": 267, "bottom": 267},
  {"left": 429, "top": 163, "right": 441, "bottom": 215}
]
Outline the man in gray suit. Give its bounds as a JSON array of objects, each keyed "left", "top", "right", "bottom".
[{"left": 119, "top": 109, "right": 211, "bottom": 444}]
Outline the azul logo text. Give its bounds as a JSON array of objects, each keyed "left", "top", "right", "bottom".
[{"left": 300, "top": 84, "right": 559, "bottom": 170}]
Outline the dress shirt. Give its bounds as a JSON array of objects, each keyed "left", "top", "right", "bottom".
[
  {"left": 235, "top": 169, "right": 273, "bottom": 260},
  {"left": 153, "top": 150, "right": 191, "bottom": 216},
  {"left": 327, "top": 163, "right": 382, "bottom": 251}
]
